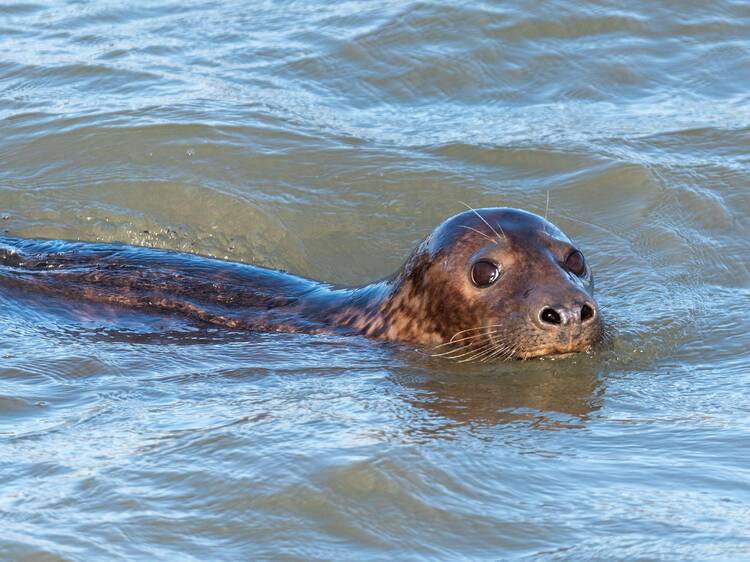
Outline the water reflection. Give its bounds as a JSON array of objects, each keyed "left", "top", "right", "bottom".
[{"left": 390, "top": 354, "right": 604, "bottom": 432}]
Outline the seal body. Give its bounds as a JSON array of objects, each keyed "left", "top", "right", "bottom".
[{"left": 0, "top": 208, "right": 604, "bottom": 360}]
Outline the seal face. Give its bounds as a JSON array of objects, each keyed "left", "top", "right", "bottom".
[{"left": 0, "top": 207, "right": 603, "bottom": 361}]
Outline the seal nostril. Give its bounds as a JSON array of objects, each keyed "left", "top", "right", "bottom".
[
  {"left": 581, "top": 304, "right": 595, "bottom": 322},
  {"left": 540, "top": 307, "right": 561, "bottom": 325}
]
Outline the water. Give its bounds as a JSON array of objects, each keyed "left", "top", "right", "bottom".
[{"left": 1, "top": 1, "right": 749, "bottom": 560}]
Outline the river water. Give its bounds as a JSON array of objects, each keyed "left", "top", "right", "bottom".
[{"left": 1, "top": 1, "right": 749, "bottom": 560}]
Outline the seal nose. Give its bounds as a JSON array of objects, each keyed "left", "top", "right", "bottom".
[{"left": 538, "top": 301, "right": 596, "bottom": 329}]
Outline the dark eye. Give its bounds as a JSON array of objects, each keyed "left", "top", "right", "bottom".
[
  {"left": 564, "top": 250, "right": 586, "bottom": 276},
  {"left": 471, "top": 260, "right": 500, "bottom": 287}
]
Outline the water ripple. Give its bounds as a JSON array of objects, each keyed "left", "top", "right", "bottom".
[{"left": 1, "top": 0, "right": 749, "bottom": 560}]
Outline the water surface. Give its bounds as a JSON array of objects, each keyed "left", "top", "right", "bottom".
[{"left": 1, "top": 1, "right": 749, "bottom": 560}]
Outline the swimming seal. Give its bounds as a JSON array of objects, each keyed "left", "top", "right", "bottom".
[{"left": 0, "top": 207, "right": 603, "bottom": 360}]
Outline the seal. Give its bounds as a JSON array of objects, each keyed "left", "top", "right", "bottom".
[{"left": 0, "top": 207, "right": 603, "bottom": 360}]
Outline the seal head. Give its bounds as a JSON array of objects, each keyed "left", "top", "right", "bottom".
[{"left": 363, "top": 207, "right": 603, "bottom": 360}]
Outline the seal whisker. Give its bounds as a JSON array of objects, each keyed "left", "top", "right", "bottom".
[
  {"left": 458, "top": 201, "right": 506, "bottom": 243},
  {"left": 436, "top": 340, "right": 494, "bottom": 361},
  {"left": 430, "top": 324, "right": 507, "bottom": 349},
  {"left": 455, "top": 344, "right": 496, "bottom": 363},
  {"left": 467, "top": 343, "right": 507, "bottom": 363},
  {"left": 479, "top": 343, "right": 508, "bottom": 363},
  {"left": 470, "top": 341, "right": 514, "bottom": 363},
  {"left": 435, "top": 324, "right": 520, "bottom": 363},
  {"left": 429, "top": 334, "right": 487, "bottom": 356},
  {"left": 430, "top": 340, "right": 488, "bottom": 359},
  {"left": 439, "top": 348, "right": 489, "bottom": 362},
  {"left": 599, "top": 324, "right": 616, "bottom": 346},
  {"left": 458, "top": 225, "right": 495, "bottom": 244},
  {"left": 432, "top": 325, "right": 507, "bottom": 348},
  {"left": 482, "top": 340, "right": 515, "bottom": 363},
  {"left": 481, "top": 327, "right": 519, "bottom": 362},
  {"left": 433, "top": 332, "right": 487, "bottom": 348},
  {"left": 430, "top": 339, "right": 485, "bottom": 355}
]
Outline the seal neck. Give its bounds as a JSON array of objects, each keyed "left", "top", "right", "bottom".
[
  {"left": 296, "top": 245, "right": 446, "bottom": 345},
  {"left": 299, "top": 280, "right": 393, "bottom": 329}
]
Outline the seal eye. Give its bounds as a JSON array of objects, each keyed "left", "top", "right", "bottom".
[
  {"left": 565, "top": 250, "right": 586, "bottom": 276},
  {"left": 471, "top": 260, "right": 500, "bottom": 288}
]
